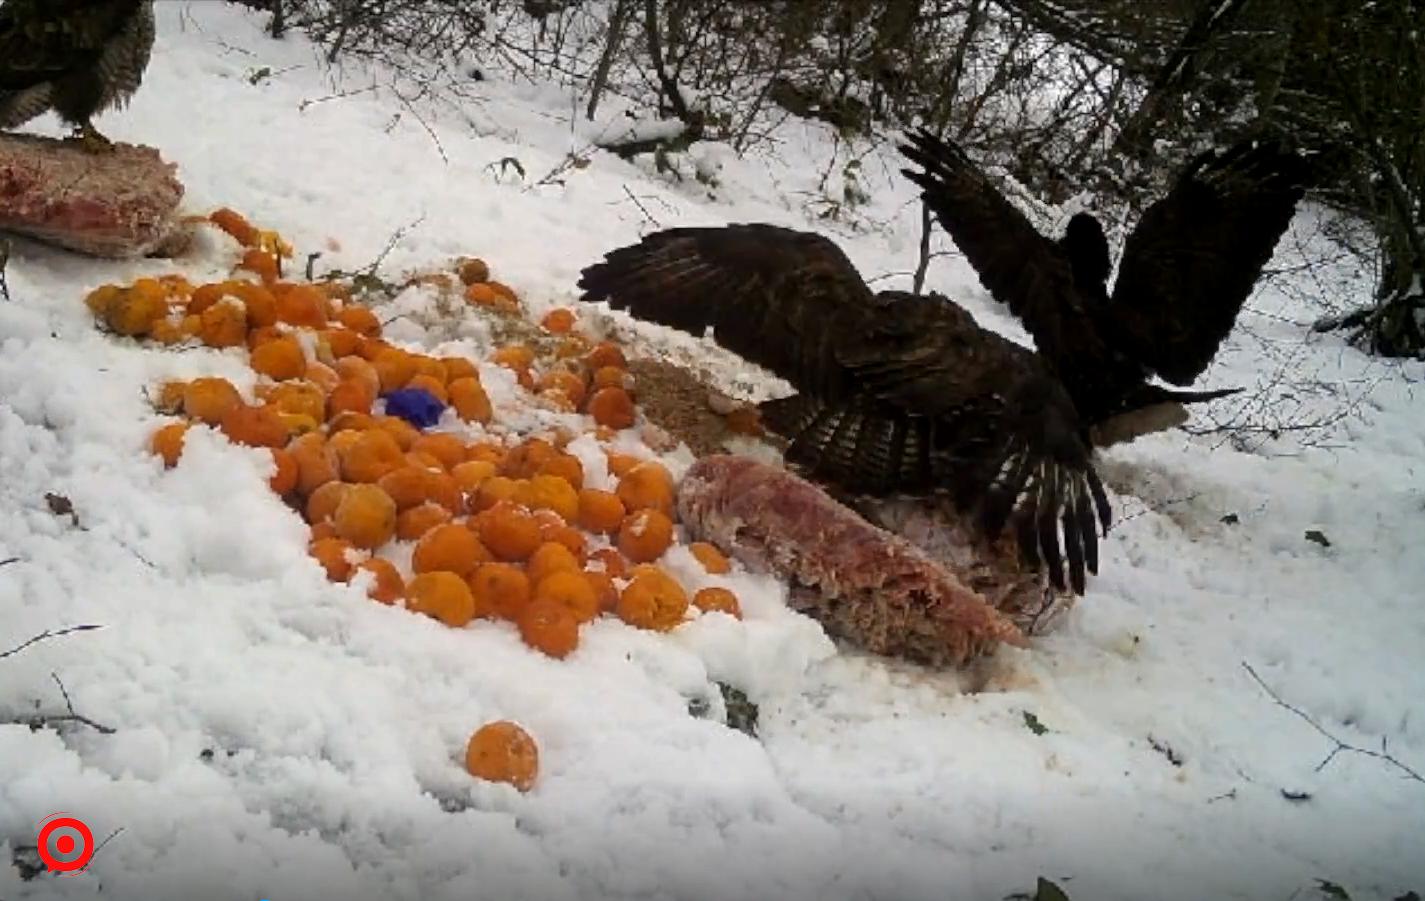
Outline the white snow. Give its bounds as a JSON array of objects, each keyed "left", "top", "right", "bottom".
[{"left": 2, "top": 5, "right": 1424, "bottom": 901}]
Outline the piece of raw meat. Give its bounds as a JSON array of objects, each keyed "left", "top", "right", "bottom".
[{"left": 677, "top": 454, "right": 1028, "bottom": 667}]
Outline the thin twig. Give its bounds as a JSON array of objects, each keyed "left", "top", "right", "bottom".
[
  {"left": 1242, "top": 661, "right": 1424, "bottom": 784},
  {"left": 368, "top": 214, "right": 427, "bottom": 275},
  {"left": 45, "top": 672, "right": 116, "bottom": 734},
  {"left": 620, "top": 185, "right": 661, "bottom": 228},
  {"left": 0, "top": 237, "right": 10, "bottom": 301},
  {"left": 391, "top": 85, "right": 449, "bottom": 164},
  {"left": 0, "top": 625, "right": 103, "bottom": 661}
]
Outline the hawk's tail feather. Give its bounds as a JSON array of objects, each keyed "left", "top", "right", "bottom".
[{"left": 762, "top": 393, "right": 1112, "bottom": 595}]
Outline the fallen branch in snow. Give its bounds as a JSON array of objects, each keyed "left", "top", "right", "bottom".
[
  {"left": 0, "top": 624, "right": 103, "bottom": 661},
  {"left": 312, "top": 214, "right": 428, "bottom": 303},
  {"left": 524, "top": 144, "right": 597, "bottom": 192},
  {"left": 1242, "top": 661, "right": 1424, "bottom": 785},
  {"left": 619, "top": 185, "right": 660, "bottom": 228},
  {"left": 0, "top": 236, "right": 10, "bottom": 300},
  {"left": 19, "top": 672, "right": 117, "bottom": 735}
]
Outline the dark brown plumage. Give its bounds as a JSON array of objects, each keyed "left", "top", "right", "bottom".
[
  {"left": 0, "top": 0, "right": 156, "bottom": 151},
  {"left": 577, "top": 223, "right": 1111, "bottom": 595},
  {"left": 898, "top": 129, "right": 1311, "bottom": 436}
]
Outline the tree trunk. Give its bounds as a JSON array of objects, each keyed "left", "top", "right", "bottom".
[
  {"left": 1112, "top": 0, "right": 1255, "bottom": 160},
  {"left": 586, "top": 0, "right": 634, "bottom": 120}
]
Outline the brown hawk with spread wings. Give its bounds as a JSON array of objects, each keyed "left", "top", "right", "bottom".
[
  {"left": 575, "top": 133, "right": 1308, "bottom": 596},
  {"left": 899, "top": 129, "right": 1311, "bottom": 444},
  {"left": 0, "top": 0, "right": 156, "bottom": 151},
  {"left": 578, "top": 225, "right": 1111, "bottom": 594}
]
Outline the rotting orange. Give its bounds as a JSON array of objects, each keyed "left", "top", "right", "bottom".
[
  {"left": 406, "top": 373, "right": 448, "bottom": 404},
  {"left": 540, "top": 308, "right": 576, "bottom": 334},
  {"left": 198, "top": 300, "right": 249, "bottom": 348},
  {"left": 396, "top": 501, "right": 454, "bottom": 541},
  {"left": 354, "top": 557, "right": 404, "bottom": 605},
  {"left": 441, "top": 356, "right": 480, "bottom": 383},
  {"left": 448, "top": 377, "right": 493, "bottom": 424},
  {"left": 406, "top": 571, "right": 476, "bottom": 628},
  {"left": 150, "top": 422, "right": 188, "bottom": 468},
  {"left": 373, "top": 415, "right": 421, "bottom": 452},
  {"left": 377, "top": 465, "right": 434, "bottom": 511},
  {"left": 617, "top": 508, "right": 674, "bottom": 563},
  {"left": 688, "top": 542, "right": 731, "bottom": 575},
  {"left": 410, "top": 433, "right": 466, "bottom": 471},
  {"left": 526, "top": 541, "right": 580, "bottom": 588},
  {"left": 532, "top": 570, "right": 598, "bottom": 624},
  {"left": 478, "top": 505, "right": 541, "bottom": 562},
  {"left": 537, "top": 452, "right": 584, "bottom": 490},
  {"left": 340, "top": 428, "right": 405, "bottom": 483},
  {"left": 327, "top": 379, "right": 375, "bottom": 419},
  {"left": 575, "top": 488, "right": 624, "bottom": 535},
  {"left": 587, "top": 386, "right": 635, "bottom": 429},
  {"left": 450, "top": 460, "right": 497, "bottom": 495},
  {"left": 693, "top": 586, "right": 742, "bottom": 619},
  {"left": 220, "top": 404, "right": 288, "bottom": 449},
  {"left": 501, "top": 438, "right": 556, "bottom": 480},
  {"left": 333, "top": 483, "right": 398, "bottom": 550},
  {"left": 238, "top": 248, "right": 279, "bottom": 284},
  {"left": 210, "top": 208, "right": 259, "bottom": 246},
  {"left": 456, "top": 257, "right": 490, "bottom": 285},
  {"left": 591, "top": 365, "right": 633, "bottom": 393},
  {"left": 517, "top": 598, "right": 579, "bottom": 659},
  {"left": 337, "top": 304, "right": 382, "bottom": 337},
  {"left": 604, "top": 451, "right": 642, "bottom": 478},
  {"left": 274, "top": 284, "right": 328, "bottom": 328},
  {"left": 521, "top": 474, "right": 580, "bottom": 523},
  {"left": 335, "top": 356, "right": 381, "bottom": 394},
  {"left": 251, "top": 335, "right": 306, "bottom": 381},
  {"left": 617, "top": 568, "right": 689, "bottom": 632},
  {"left": 586, "top": 547, "right": 629, "bottom": 579},
  {"left": 539, "top": 522, "right": 586, "bottom": 559},
  {"left": 266, "top": 382, "right": 326, "bottom": 422},
  {"left": 269, "top": 448, "right": 299, "bottom": 495},
  {"left": 469, "top": 562, "right": 531, "bottom": 621},
  {"left": 491, "top": 343, "right": 535, "bottom": 371},
  {"left": 615, "top": 460, "right": 675, "bottom": 516},
  {"left": 309, "top": 537, "right": 356, "bottom": 582},
  {"left": 289, "top": 432, "right": 339, "bottom": 496},
  {"left": 412, "top": 523, "right": 489, "bottom": 577},
  {"left": 583, "top": 569, "right": 618, "bottom": 614},
  {"left": 372, "top": 348, "right": 418, "bottom": 394},
  {"left": 464, "top": 720, "right": 538, "bottom": 791},
  {"left": 182, "top": 377, "right": 242, "bottom": 425},
  {"left": 305, "top": 480, "right": 352, "bottom": 525},
  {"left": 470, "top": 475, "right": 520, "bottom": 513},
  {"left": 586, "top": 341, "right": 627, "bottom": 371}
]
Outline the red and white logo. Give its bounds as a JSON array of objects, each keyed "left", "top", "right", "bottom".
[{"left": 36, "top": 813, "right": 94, "bottom": 875}]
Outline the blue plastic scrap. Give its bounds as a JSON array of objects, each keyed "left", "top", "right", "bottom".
[{"left": 382, "top": 388, "right": 446, "bottom": 429}]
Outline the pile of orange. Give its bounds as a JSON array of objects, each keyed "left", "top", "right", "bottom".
[{"left": 90, "top": 207, "right": 751, "bottom": 793}]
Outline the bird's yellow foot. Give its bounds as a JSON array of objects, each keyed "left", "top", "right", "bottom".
[{"left": 65, "top": 122, "right": 116, "bottom": 154}]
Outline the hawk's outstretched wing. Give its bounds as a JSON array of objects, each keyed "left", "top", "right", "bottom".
[
  {"left": 577, "top": 224, "right": 1111, "bottom": 592},
  {"left": 896, "top": 129, "right": 1116, "bottom": 373},
  {"left": 1108, "top": 139, "right": 1311, "bottom": 385}
]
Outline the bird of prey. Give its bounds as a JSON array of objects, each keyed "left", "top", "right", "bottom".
[
  {"left": 0, "top": 0, "right": 156, "bottom": 152},
  {"left": 575, "top": 136, "right": 1307, "bottom": 596},
  {"left": 898, "top": 129, "right": 1311, "bottom": 447},
  {"left": 577, "top": 223, "right": 1112, "bottom": 595}
]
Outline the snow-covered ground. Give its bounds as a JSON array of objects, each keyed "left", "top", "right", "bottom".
[{"left": 3, "top": 4, "right": 1424, "bottom": 900}]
